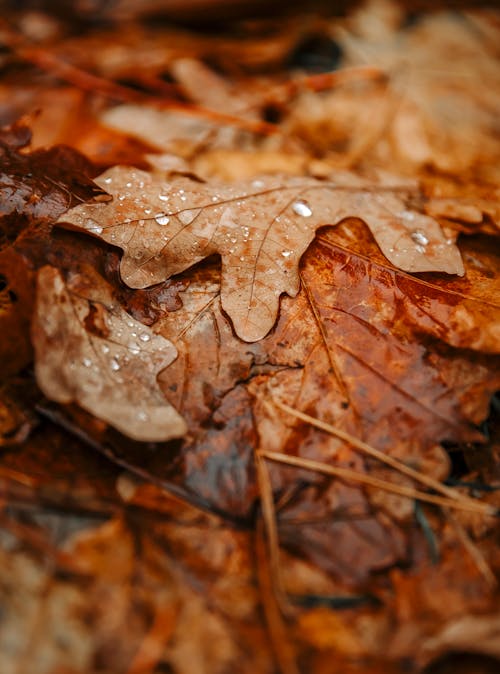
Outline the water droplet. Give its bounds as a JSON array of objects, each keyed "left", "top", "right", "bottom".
[
  {"left": 230, "top": 237, "right": 237, "bottom": 244},
  {"left": 180, "top": 195, "right": 187, "bottom": 202},
  {"left": 126, "top": 181, "right": 132, "bottom": 188},
  {"left": 130, "top": 347, "right": 140, "bottom": 355},
  {"left": 144, "top": 208, "right": 152, "bottom": 215},
  {"left": 110, "top": 358, "right": 120, "bottom": 371},
  {"left": 410, "top": 230, "right": 429, "bottom": 247},
  {"left": 292, "top": 200, "right": 312, "bottom": 217},
  {"left": 281, "top": 250, "right": 293, "bottom": 258},
  {"left": 401, "top": 210, "right": 415, "bottom": 221},
  {"left": 252, "top": 180, "right": 264, "bottom": 189},
  {"left": 159, "top": 194, "right": 169, "bottom": 202},
  {"left": 86, "top": 219, "right": 103, "bottom": 234},
  {"left": 118, "top": 195, "right": 126, "bottom": 201},
  {"left": 239, "top": 256, "right": 245, "bottom": 262},
  {"left": 139, "top": 333, "right": 151, "bottom": 342},
  {"left": 415, "top": 244, "right": 426, "bottom": 254},
  {"left": 155, "top": 213, "right": 170, "bottom": 226},
  {"left": 178, "top": 208, "right": 201, "bottom": 225},
  {"left": 211, "top": 196, "right": 219, "bottom": 202},
  {"left": 104, "top": 177, "right": 112, "bottom": 184},
  {"left": 101, "top": 344, "right": 110, "bottom": 354},
  {"left": 137, "top": 411, "right": 148, "bottom": 422},
  {"left": 82, "top": 357, "right": 92, "bottom": 367}
]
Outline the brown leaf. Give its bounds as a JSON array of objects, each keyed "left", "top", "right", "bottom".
[
  {"left": 57, "top": 167, "right": 464, "bottom": 342},
  {"left": 0, "top": 129, "right": 107, "bottom": 243},
  {"left": 32, "top": 265, "right": 186, "bottom": 441},
  {"left": 282, "top": 5, "right": 500, "bottom": 190}
]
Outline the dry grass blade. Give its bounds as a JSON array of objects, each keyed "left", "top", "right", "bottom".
[
  {"left": 260, "top": 451, "right": 497, "bottom": 517},
  {"left": 272, "top": 399, "right": 483, "bottom": 508}
]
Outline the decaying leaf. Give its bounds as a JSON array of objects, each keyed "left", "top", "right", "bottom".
[
  {"left": 58, "top": 166, "right": 463, "bottom": 341},
  {"left": 32, "top": 265, "right": 186, "bottom": 441}
]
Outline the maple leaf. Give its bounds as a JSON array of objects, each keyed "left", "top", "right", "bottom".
[
  {"left": 57, "top": 167, "right": 463, "bottom": 342},
  {"left": 32, "top": 265, "right": 187, "bottom": 442}
]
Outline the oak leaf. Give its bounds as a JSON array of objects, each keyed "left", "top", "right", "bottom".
[
  {"left": 57, "top": 166, "right": 463, "bottom": 342},
  {"left": 32, "top": 265, "right": 187, "bottom": 442}
]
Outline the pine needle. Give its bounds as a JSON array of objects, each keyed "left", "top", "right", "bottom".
[
  {"left": 260, "top": 450, "right": 497, "bottom": 517},
  {"left": 271, "top": 399, "right": 489, "bottom": 512}
]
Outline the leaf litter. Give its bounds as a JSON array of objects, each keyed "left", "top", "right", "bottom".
[{"left": 1, "top": 1, "right": 500, "bottom": 673}]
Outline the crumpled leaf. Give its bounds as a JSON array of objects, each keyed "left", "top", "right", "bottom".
[
  {"left": 57, "top": 166, "right": 464, "bottom": 341},
  {"left": 32, "top": 265, "right": 186, "bottom": 441}
]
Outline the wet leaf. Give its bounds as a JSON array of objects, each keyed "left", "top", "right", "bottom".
[
  {"left": 58, "top": 167, "right": 464, "bottom": 341},
  {"left": 32, "top": 265, "right": 187, "bottom": 441},
  {"left": 0, "top": 125, "right": 107, "bottom": 244}
]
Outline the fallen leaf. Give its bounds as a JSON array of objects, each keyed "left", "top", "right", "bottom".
[
  {"left": 0, "top": 125, "right": 106, "bottom": 240},
  {"left": 32, "top": 265, "right": 187, "bottom": 441},
  {"left": 57, "top": 166, "right": 464, "bottom": 341}
]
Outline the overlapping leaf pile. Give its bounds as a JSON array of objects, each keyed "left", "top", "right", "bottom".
[{"left": 1, "top": 1, "right": 500, "bottom": 673}]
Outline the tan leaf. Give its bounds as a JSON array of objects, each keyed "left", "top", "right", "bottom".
[
  {"left": 32, "top": 265, "right": 186, "bottom": 441},
  {"left": 57, "top": 166, "right": 463, "bottom": 342}
]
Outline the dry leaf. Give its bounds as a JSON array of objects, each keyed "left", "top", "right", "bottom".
[
  {"left": 32, "top": 265, "right": 186, "bottom": 441},
  {"left": 58, "top": 166, "right": 463, "bottom": 341},
  {"left": 340, "top": 2, "right": 500, "bottom": 174}
]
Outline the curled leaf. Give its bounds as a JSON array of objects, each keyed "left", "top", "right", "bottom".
[{"left": 32, "top": 266, "right": 187, "bottom": 442}]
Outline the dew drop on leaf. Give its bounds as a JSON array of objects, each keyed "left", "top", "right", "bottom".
[
  {"left": 411, "top": 230, "right": 429, "bottom": 247},
  {"left": 139, "top": 333, "right": 151, "bottom": 342},
  {"left": 110, "top": 358, "right": 120, "bottom": 371},
  {"left": 292, "top": 200, "right": 313, "bottom": 217},
  {"left": 155, "top": 213, "right": 170, "bottom": 226},
  {"left": 178, "top": 209, "right": 201, "bottom": 225},
  {"left": 86, "top": 219, "right": 103, "bottom": 234}
]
